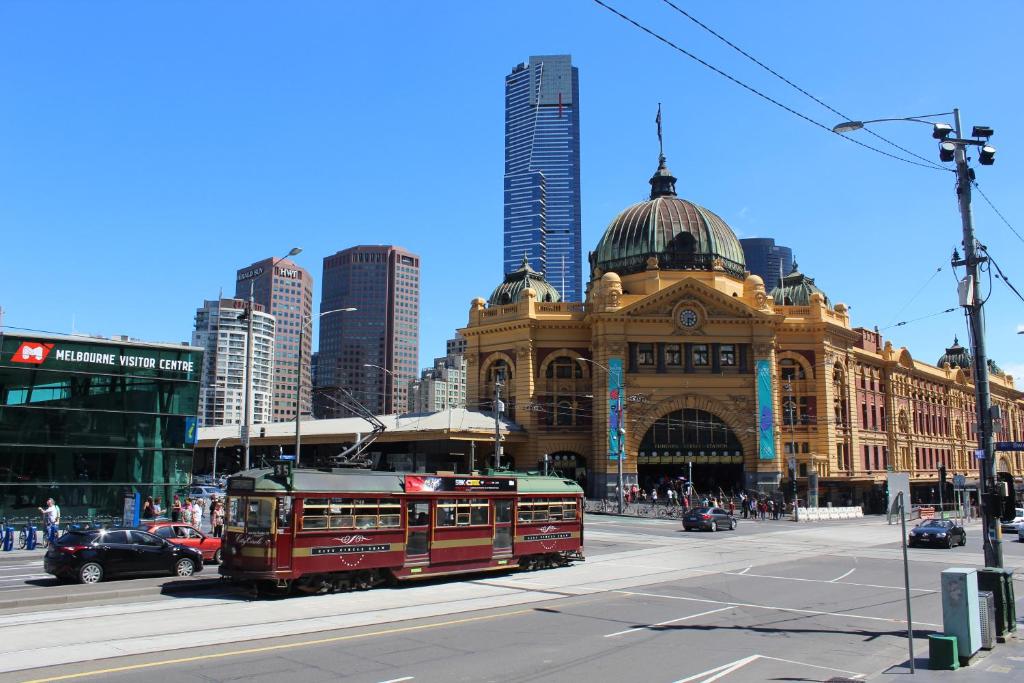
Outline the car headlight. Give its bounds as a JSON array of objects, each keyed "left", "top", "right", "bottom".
[{"left": 936, "top": 533, "right": 947, "bottom": 537}]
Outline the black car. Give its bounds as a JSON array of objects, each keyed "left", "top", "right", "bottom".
[
  {"left": 44, "top": 527, "right": 204, "bottom": 584},
  {"left": 907, "top": 519, "right": 967, "bottom": 548},
  {"left": 683, "top": 507, "right": 737, "bottom": 532}
]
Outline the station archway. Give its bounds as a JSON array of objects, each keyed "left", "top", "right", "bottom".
[{"left": 636, "top": 408, "right": 744, "bottom": 496}]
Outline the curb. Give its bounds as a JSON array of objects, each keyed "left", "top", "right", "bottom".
[{"left": 0, "top": 578, "right": 228, "bottom": 610}]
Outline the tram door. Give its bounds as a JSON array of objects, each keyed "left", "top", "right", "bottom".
[
  {"left": 405, "top": 500, "right": 430, "bottom": 565},
  {"left": 493, "top": 499, "right": 513, "bottom": 555}
]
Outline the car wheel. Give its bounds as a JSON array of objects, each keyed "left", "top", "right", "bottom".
[
  {"left": 960, "top": 534, "right": 967, "bottom": 546},
  {"left": 946, "top": 537, "right": 954, "bottom": 549},
  {"left": 174, "top": 558, "right": 196, "bottom": 577},
  {"left": 729, "top": 519, "right": 737, "bottom": 531},
  {"left": 212, "top": 549, "right": 222, "bottom": 564},
  {"left": 79, "top": 562, "right": 103, "bottom": 585},
  {"left": 710, "top": 521, "right": 718, "bottom": 532}
]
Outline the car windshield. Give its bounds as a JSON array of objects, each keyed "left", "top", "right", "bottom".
[
  {"left": 56, "top": 531, "right": 97, "bottom": 546},
  {"left": 919, "top": 520, "right": 953, "bottom": 529},
  {"left": 691, "top": 508, "right": 713, "bottom": 514}
]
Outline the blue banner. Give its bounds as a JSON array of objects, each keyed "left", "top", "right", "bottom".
[
  {"left": 757, "top": 359, "right": 775, "bottom": 461},
  {"left": 608, "top": 357, "right": 624, "bottom": 461},
  {"left": 185, "top": 417, "right": 198, "bottom": 445}
]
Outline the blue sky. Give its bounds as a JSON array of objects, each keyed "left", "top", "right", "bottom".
[{"left": 2, "top": 1, "right": 1022, "bottom": 381}]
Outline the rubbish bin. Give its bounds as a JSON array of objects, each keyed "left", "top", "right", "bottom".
[
  {"left": 978, "top": 591, "right": 996, "bottom": 650},
  {"left": 977, "top": 568, "right": 1017, "bottom": 638}
]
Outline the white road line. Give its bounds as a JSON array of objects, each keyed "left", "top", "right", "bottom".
[
  {"left": 604, "top": 606, "right": 732, "bottom": 637},
  {"left": 830, "top": 568, "right": 856, "bottom": 582},
  {"left": 617, "top": 590, "right": 942, "bottom": 627},
  {"left": 377, "top": 677, "right": 414, "bottom": 683},
  {"left": 723, "top": 570, "right": 935, "bottom": 593},
  {"left": 757, "top": 654, "right": 865, "bottom": 678},
  {"left": 672, "top": 655, "right": 759, "bottom": 683},
  {"left": 737, "top": 566, "right": 751, "bottom": 575}
]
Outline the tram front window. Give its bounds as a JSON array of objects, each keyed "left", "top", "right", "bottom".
[{"left": 245, "top": 498, "right": 274, "bottom": 534}]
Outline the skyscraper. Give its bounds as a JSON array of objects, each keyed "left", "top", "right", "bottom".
[
  {"left": 234, "top": 258, "right": 314, "bottom": 422},
  {"left": 740, "top": 238, "right": 793, "bottom": 293},
  {"left": 192, "top": 298, "right": 276, "bottom": 427},
  {"left": 317, "top": 246, "right": 420, "bottom": 417},
  {"left": 504, "top": 55, "right": 582, "bottom": 302}
]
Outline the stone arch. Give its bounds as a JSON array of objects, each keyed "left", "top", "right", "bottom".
[
  {"left": 480, "top": 351, "right": 516, "bottom": 385},
  {"left": 629, "top": 394, "right": 756, "bottom": 461},
  {"left": 776, "top": 351, "right": 813, "bottom": 380},
  {"left": 536, "top": 348, "right": 591, "bottom": 379}
]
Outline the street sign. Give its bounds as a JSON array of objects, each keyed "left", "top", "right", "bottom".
[
  {"left": 954, "top": 474, "right": 967, "bottom": 489},
  {"left": 995, "top": 441, "right": 1024, "bottom": 451},
  {"left": 975, "top": 448, "right": 986, "bottom": 460},
  {"left": 279, "top": 454, "right": 296, "bottom": 462}
]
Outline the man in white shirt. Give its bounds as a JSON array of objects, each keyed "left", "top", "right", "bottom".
[{"left": 38, "top": 498, "right": 60, "bottom": 540}]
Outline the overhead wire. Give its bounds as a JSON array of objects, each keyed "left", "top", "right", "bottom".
[
  {"left": 658, "top": 0, "right": 947, "bottom": 171},
  {"left": 589, "top": 0, "right": 949, "bottom": 172},
  {"left": 972, "top": 182, "right": 1024, "bottom": 245},
  {"left": 884, "top": 264, "right": 944, "bottom": 328}
]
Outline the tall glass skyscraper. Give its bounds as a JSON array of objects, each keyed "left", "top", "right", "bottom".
[
  {"left": 740, "top": 238, "right": 793, "bottom": 293},
  {"left": 504, "top": 55, "right": 582, "bottom": 302}
]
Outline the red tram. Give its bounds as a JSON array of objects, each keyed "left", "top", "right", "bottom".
[{"left": 220, "top": 467, "right": 585, "bottom": 593}]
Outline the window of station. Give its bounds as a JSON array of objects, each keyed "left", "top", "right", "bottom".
[
  {"left": 516, "top": 498, "right": 578, "bottom": 522},
  {"left": 779, "top": 358, "right": 805, "bottom": 380},
  {"left": 719, "top": 344, "right": 737, "bottom": 367},
  {"left": 637, "top": 344, "right": 655, "bottom": 366},
  {"left": 665, "top": 344, "right": 682, "bottom": 366},
  {"left": 691, "top": 344, "right": 709, "bottom": 367},
  {"left": 301, "top": 498, "right": 401, "bottom": 530},
  {"left": 435, "top": 499, "right": 489, "bottom": 527},
  {"left": 546, "top": 356, "right": 582, "bottom": 379}
]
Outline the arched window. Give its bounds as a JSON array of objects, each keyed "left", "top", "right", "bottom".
[
  {"left": 556, "top": 400, "right": 574, "bottom": 426},
  {"left": 488, "top": 359, "right": 511, "bottom": 384},
  {"left": 546, "top": 356, "right": 582, "bottom": 379},
  {"left": 779, "top": 358, "right": 806, "bottom": 380}
]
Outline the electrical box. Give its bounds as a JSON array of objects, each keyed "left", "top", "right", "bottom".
[{"left": 942, "top": 568, "right": 982, "bottom": 661}]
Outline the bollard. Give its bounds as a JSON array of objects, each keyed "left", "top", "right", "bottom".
[
  {"left": 1, "top": 526, "right": 12, "bottom": 552},
  {"left": 25, "top": 524, "right": 37, "bottom": 550}
]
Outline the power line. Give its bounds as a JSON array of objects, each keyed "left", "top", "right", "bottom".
[
  {"left": 880, "top": 307, "right": 957, "bottom": 331},
  {"left": 884, "top": 264, "right": 944, "bottom": 328},
  {"left": 972, "top": 181, "right": 1024, "bottom": 245},
  {"left": 590, "top": 0, "right": 949, "bottom": 172},
  {"left": 983, "top": 250, "right": 1024, "bottom": 307},
  {"left": 658, "top": 0, "right": 947, "bottom": 171}
]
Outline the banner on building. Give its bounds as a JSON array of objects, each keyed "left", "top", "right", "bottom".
[
  {"left": 756, "top": 359, "right": 775, "bottom": 461},
  {"left": 608, "top": 357, "right": 624, "bottom": 461}
]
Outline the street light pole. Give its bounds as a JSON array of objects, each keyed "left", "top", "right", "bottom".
[
  {"left": 212, "top": 436, "right": 226, "bottom": 481},
  {"left": 786, "top": 381, "right": 797, "bottom": 517}
]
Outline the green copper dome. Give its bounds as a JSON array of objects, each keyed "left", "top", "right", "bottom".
[
  {"left": 769, "top": 261, "right": 830, "bottom": 306},
  {"left": 590, "top": 155, "right": 746, "bottom": 279},
  {"left": 489, "top": 256, "right": 562, "bottom": 306},
  {"left": 937, "top": 337, "right": 972, "bottom": 369}
]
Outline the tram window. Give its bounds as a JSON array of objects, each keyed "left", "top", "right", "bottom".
[
  {"left": 408, "top": 501, "right": 429, "bottom": 526},
  {"left": 246, "top": 498, "right": 274, "bottom": 534},
  {"left": 470, "top": 499, "right": 489, "bottom": 526},
  {"left": 562, "top": 500, "right": 578, "bottom": 520},
  {"left": 379, "top": 499, "right": 402, "bottom": 528},
  {"left": 548, "top": 505, "right": 563, "bottom": 520},
  {"left": 495, "top": 499, "right": 512, "bottom": 524},
  {"left": 436, "top": 503, "right": 456, "bottom": 527},
  {"left": 277, "top": 496, "right": 292, "bottom": 529},
  {"left": 517, "top": 502, "right": 534, "bottom": 523},
  {"left": 226, "top": 497, "right": 242, "bottom": 532},
  {"left": 533, "top": 506, "right": 549, "bottom": 522},
  {"left": 302, "top": 498, "right": 329, "bottom": 530}
]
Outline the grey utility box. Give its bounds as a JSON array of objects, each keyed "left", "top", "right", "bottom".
[{"left": 941, "top": 568, "right": 982, "bottom": 661}]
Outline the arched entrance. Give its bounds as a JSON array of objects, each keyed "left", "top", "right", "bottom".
[
  {"left": 637, "top": 408, "right": 744, "bottom": 497},
  {"left": 546, "top": 451, "right": 587, "bottom": 485}
]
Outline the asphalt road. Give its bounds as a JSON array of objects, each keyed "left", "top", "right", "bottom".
[{"left": 2, "top": 516, "right": 1023, "bottom": 682}]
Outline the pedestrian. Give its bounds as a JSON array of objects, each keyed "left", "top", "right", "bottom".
[
  {"left": 141, "top": 496, "right": 156, "bottom": 520},
  {"left": 191, "top": 499, "right": 203, "bottom": 530},
  {"left": 728, "top": 499, "right": 735, "bottom": 516},
  {"left": 210, "top": 500, "right": 225, "bottom": 537},
  {"left": 650, "top": 488, "right": 658, "bottom": 505},
  {"left": 38, "top": 498, "right": 60, "bottom": 539},
  {"left": 172, "top": 494, "right": 182, "bottom": 522},
  {"left": 181, "top": 498, "right": 193, "bottom": 526},
  {"left": 153, "top": 497, "right": 163, "bottom": 517}
]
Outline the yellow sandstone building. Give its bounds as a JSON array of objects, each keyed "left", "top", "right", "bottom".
[{"left": 460, "top": 154, "right": 1024, "bottom": 509}]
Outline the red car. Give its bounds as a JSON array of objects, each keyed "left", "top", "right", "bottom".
[{"left": 140, "top": 522, "right": 222, "bottom": 564}]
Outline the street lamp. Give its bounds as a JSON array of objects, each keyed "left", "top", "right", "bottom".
[
  {"left": 293, "top": 307, "right": 356, "bottom": 466},
  {"left": 835, "top": 108, "right": 1003, "bottom": 568},
  {"left": 577, "top": 357, "right": 626, "bottom": 514},
  {"left": 784, "top": 381, "right": 797, "bottom": 517},
  {"left": 242, "top": 246, "right": 302, "bottom": 470}
]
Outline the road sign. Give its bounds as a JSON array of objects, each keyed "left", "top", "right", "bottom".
[
  {"left": 954, "top": 474, "right": 967, "bottom": 489},
  {"left": 975, "top": 448, "right": 986, "bottom": 460},
  {"left": 995, "top": 441, "right": 1024, "bottom": 451}
]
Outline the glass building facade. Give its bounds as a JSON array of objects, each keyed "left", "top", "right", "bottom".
[
  {"left": 504, "top": 55, "right": 582, "bottom": 302},
  {"left": 739, "top": 237, "right": 793, "bottom": 293},
  {"left": 0, "top": 332, "right": 202, "bottom": 519}
]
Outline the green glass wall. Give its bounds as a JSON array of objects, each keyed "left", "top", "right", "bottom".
[{"left": 0, "top": 334, "right": 202, "bottom": 520}]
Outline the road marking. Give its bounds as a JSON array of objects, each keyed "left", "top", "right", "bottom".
[
  {"left": 617, "top": 590, "right": 942, "bottom": 627},
  {"left": 737, "top": 566, "right": 751, "bottom": 575},
  {"left": 18, "top": 608, "right": 534, "bottom": 683},
  {"left": 378, "top": 677, "right": 414, "bottom": 683},
  {"left": 723, "top": 569, "right": 934, "bottom": 593},
  {"left": 604, "top": 606, "right": 732, "bottom": 637},
  {"left": 830, "top": 568, "right": 856, "bottom": 582},
  {"left": 672, "top": 654, "right": 865, "bottom": 682}
]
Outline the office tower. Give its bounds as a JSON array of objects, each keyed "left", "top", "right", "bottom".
[
  {"left": 740, "top": 238, "right": 793, "bottom": 293},
  {"left": 504, "top": 55, "right": 582, "bottom": 302},
  {"left": 192, "top": 298, "right": 276, "bottom": 427},
  {"left": 317, "top": 246, "right": 420, "bottom": 417},
  {"left": 234, "top": 258, "right": 314, "bottom": 422},
  {"left": 446, "top": 333, "right": 467, "bottom": 357},
  {"left": 408, "top": 353, "right": 467, "bottom": 413}
]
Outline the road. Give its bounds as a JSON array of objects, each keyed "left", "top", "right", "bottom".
[{"left": 1, "top": 515, "right": 1023, "bottom": 682}]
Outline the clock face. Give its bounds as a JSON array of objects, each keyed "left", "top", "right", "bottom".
[{"left": 678, "top": 308, "right": 699, "bottom": 328}]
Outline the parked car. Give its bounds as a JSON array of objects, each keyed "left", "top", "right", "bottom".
[
  {"left": 140, "top": 521, "right": 222, "bottom": 563},
  {"left": 44, "top": 528, "right": 204, "bottom": 584},
  {"left": 999, "top": 507, "right": 1024, "bottom": 533},
  {"left": 683, "top": 507, "right": 737, "bottom": 532},
  {"left": 907, "top": 519, "right": 966, "bottom": 548},
  {"left": 187, "top": 485, "right": 225, "bottom": 501}
]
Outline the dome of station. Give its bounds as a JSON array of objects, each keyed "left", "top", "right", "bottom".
[
  {"left": 488, "top": 256, "right": 561, "bottom": 306},
  {"left": 937, "top": 337, "right": 972, "bottom": 369},
  {"left": 591, "top": 155, "right": 746, "bottom": 279},
  {"left": 769, "top": 261, "right": 830, "bottom": 306}
]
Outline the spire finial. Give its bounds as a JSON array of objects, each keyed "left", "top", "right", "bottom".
[
  {"left": 656, "top": 103, "right": 663, "bottom": 158},
  {"left": 953, "top": 335, "right": 960, "bottom": 346}
]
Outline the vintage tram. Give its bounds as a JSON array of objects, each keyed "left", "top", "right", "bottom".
[{"left": 220, "top": 466, "right": 585, "bottom": 593}]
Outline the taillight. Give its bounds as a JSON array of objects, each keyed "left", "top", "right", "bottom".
[
  {"left": 58, "top": 546, "right": 87, "bottom": 553},
  {"left": 701, "top": 514, "right": 711, "bottom": 520}
]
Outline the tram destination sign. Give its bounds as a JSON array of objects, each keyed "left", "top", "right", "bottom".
[{"left": 405, "top": 475, "right": 516, "bottom": 493}]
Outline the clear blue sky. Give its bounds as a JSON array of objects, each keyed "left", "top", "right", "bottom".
[{"left": 2, "top": 1, "right": 1022, "bottom": 381}]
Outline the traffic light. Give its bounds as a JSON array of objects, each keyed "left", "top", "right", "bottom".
[
  {"left": 996, "top": 472, "right": 1016, "bottom": 522},
  {"left": 939, "top": 464, "right": 947, "bottom": 488}
]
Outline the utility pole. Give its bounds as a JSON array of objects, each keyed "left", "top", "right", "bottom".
[
  {"left": 242, "top": 280, "right": 255, "bottom": 471},
  {"left": 294, "top": 323, "right": 304, "bottom": 466},
  {"left": 951, "top": 108, "right": 1001, "bottom": 567},
  {"left": 786, "top": 381, "right": 797, "bottom": 515},
  {"left": 493, "top": 379, "right": 503, "bottom": 470}
]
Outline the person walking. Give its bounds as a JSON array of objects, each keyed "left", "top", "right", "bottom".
[
  {"left": 210, "top": 500, "right": 225, "bottom": 537},
  {"left": 172, "top": 494, "right": 182, "bottom": 522},
  {"left": 728, "top": 498, "right": 735, "bottom": 517},
  {"left": 141, "top": 497, "right": 156, "bottom": 520},
  {"left": 153, "top": 497, "right": 163, "bottom": 517},
  {"left": 38, "top": 498, "right": 60, "bottom": 542},
  {"left": 181, "top": 498, "right": 193, "bottom": 527},
  {"left": 191, "top": 499, "right": 204, "bottom": 530}
]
